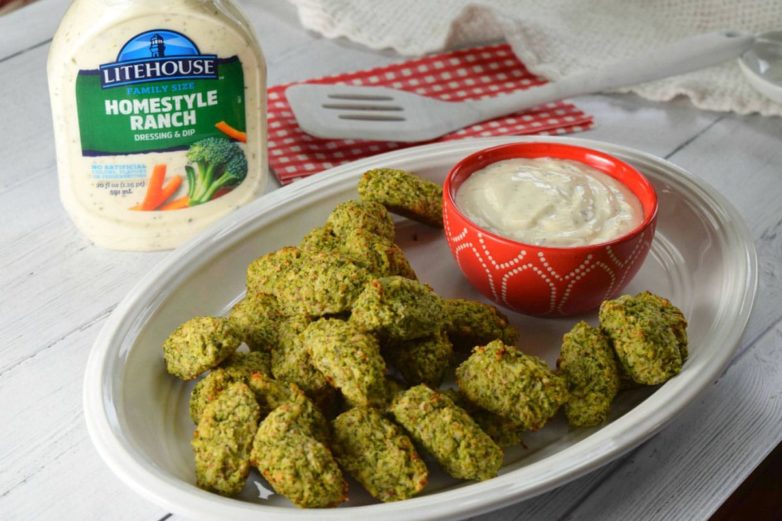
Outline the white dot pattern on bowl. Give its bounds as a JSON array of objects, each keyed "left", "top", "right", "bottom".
[
  {"left": 607, "top": 239, "right": 652, "bottom": 295},
  {"left": 447, "top": 207, "right": 655, "bottom": 314}
]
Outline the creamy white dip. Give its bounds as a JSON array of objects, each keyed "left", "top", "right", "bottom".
[
  {"left": 456, "top": 158, "right": 642, "bottom": 247},
  {"left": 48, "top": 0, "right": 267, "bottom": 250}
]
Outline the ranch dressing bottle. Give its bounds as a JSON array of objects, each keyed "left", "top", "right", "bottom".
[{"left": 48, "top": 0, "right": 267, "bottom": 250}]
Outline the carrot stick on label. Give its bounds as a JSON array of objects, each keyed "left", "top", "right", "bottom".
[
  {"left": 160, "top": 196, "right": 190, "bottom": 210},
  {"left": 215, "top": 121, "right": 247, "bottom": 143},
  {"left": 140, "top": 164, "right": 167, "bottom": 210},
  {"left": 157, "top": 175, "right": 183, "bottom": 207}
]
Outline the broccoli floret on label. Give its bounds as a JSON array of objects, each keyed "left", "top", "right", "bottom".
[{"left": 186, "top": 136, "right": 247, "bottom": 205}]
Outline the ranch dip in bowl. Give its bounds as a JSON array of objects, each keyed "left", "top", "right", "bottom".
[
  {"left": 455, "top": 157, "right": 643, "bottom": 248},
  {"left": 442, "top": 142, "right": 658, "bottom": 316}
]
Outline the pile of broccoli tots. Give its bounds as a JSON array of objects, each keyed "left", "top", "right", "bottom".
[
  {"left": 558, "top": 291, "right": 688, "bottom": 427},
  {"left": 161, "top": 168, "right": 688, "bottom": 508}
]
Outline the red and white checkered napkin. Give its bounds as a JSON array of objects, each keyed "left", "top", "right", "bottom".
[{"left": 267, "top": 43, "right": 594, "bottom": 185}]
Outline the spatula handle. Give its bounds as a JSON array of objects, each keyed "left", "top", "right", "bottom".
[{"left": 473, "top": 30, "right": 755, "bottom": 120}]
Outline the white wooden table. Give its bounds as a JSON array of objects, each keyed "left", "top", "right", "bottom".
[{"left": 2, "top": 1, "right": 781, "bottom": 520}]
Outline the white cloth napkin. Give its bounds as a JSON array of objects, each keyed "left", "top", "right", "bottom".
[{"left": 289, "top": 0, "right": 782, "bottom": 116}]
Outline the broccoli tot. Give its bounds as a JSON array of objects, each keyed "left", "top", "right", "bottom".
[
  {"left": 455, "top": 340, "right": 568, "bottom": 431},
  {"left": 189, "top": 351, "right": 271, "bottom": 423},
  {"left": 228, "top": 292, "right": 282, "bottom": 352},
  {"left": 358, "top": 168, "right": 443, "bottom": 227},
  {"left": 443, "top": 298, "right": 518, "bottom": 351},
  {"left": 599, "top": 292, "right": 687, "bottom": 385},
  {"left": 251, "top": 400, "right": 347, "bottom": 508},
  {"left": 385, "top": 331, "right": 453, "bottom": 388},
  {"left": 558, "top": 322, "right": 620, "bottom": 428},
  {"left": 186, "top": 136, "right": 247, "bottom": 205},
  {"left": 331, "top": 407, "right": 428, "bottom": 502},
  {"left": 162, "top": 316, "right": 241, "bottom": 380},
  {"left": 303, "top": 318, "right": 388, "bottom": 408},
  {"left": 350, "top": 276, "right": 445, "bottom": 342},
  {"left": 326, "top": 199, "right": 396, "bottom": 241},
  {"left": 247, "top": 373, "right": 331, "bottom": 443},
  {"left": 389, "top": 385, "right": 502, "bottom": 481},
  {"left": 246, "top": 247, "right": 303, "bottom": 294},
  {"left": 192, "top": 382, "right": 260, "bottom": 496}
]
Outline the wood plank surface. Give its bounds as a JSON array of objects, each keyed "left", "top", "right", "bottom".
[
  {"left": 1, "top": 1, "right": 780, "bottom": 520},
  {"left": 0, "top": 0, "right": 65, "bottom": 59}
]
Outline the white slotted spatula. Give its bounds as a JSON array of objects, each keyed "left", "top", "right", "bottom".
[{"left": 286, "top": 30, "right": 754, "bottom": 142}]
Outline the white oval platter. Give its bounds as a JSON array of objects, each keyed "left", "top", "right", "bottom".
[{"left": 84, "top": 136, "right": 757, "bottom": 521}]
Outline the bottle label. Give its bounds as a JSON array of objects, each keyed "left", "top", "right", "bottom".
[{"left": 73, "top": 29, "right": 249, "bottom": 211}]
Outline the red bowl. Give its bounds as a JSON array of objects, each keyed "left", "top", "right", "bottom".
[{"left": 443, "top": 142, "right": 658, "bottom": 317}]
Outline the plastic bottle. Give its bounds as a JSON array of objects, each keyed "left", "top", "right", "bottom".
[{"left": 48, "top": 0, "right": 267, "bottom": 250}]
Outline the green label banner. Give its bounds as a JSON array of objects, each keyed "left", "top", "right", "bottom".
[{"left": 75, "top": 56, "right": 245, "bottom": 156}]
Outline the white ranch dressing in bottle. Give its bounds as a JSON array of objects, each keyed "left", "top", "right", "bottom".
[
  {"left": 456, "top": 158, "right": 642, "bottom": 247},
  {"left": 48, "top": 0, "right": 267, "bottom": 250}
]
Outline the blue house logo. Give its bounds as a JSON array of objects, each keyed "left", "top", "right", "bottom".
[{"left": 100, "top": 30, "right": 218, "bottom": 88}]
